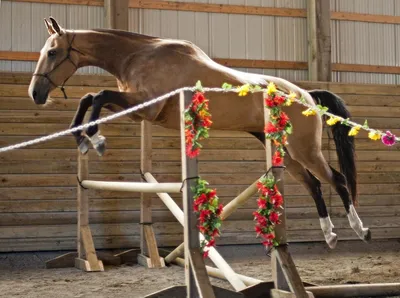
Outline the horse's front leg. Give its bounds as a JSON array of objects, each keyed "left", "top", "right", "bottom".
[
  {"left": 84, "top": 90, "right": 149, "bottom": 156},
  {"left": 69, "top": 93, "right": 95, "bottom": 154}
]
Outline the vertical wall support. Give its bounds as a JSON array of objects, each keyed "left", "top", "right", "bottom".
[
  {"left": 180, "top": 91, "right": 215, "bottom": 298},
  {"left": 75, "top": 151, "right": 104, "bottom": 272},
  {"left": 316, "top": 0, "right": 332, "bottom": 82},
  {"left": 307, "top": 0, "right": 318, "bottom": 81},
  {"left": 104, "top": 0, "right": 129, "bottom": 30},
  {"left": 139, "top": 120, "right": 165, "bottom": 268},
  {"left": 263, "top": 93, "right": 312, "bottom": 298}
]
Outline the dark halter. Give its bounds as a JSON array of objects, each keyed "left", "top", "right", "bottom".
[{"left": 33, "top": 32, "right": 83, "bottom": 99}]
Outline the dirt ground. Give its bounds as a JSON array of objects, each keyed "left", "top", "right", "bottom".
[{"left": 1, "top": 240, "right": 400, "bottom": 298}]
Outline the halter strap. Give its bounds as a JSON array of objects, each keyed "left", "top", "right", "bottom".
[{"left": 33, "top": 32, "right": 83, "bottom": 99}]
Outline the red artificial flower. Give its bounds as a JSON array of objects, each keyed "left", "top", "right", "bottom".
[
  {"left": 264, "top": 122, "right": 278, "bottom": 134},
  {"left": 272, "top": 150, "right": 283, "bottom": 166},
  {"left": 212, "top": 228, "right": 220, "bottom": 237},
  {"left": 192, "top": 92, "right": 206, "bottom": 106},
  {"left": 256, "top": 215, "right": 267, "bottom": 227},
  {"left": 262, "top": 233, "right": 275, "bottom": 240},
  {"left": 257, "top": 198, "right": 267, "bottom": 209},
  {"left": 193, "top": 203, "right": 199, "bottom": 212},
  {"left": 208, "top": 189, "right": 217, "bottom": 198},
  {"left": 274, "top": 95, "right": 285, "bottom": 106},
  {"left": 199, "top": 209, "right": 211, "bottom": 222},
  {"left": 278, "top": 112, "right": 290, "bottom": 128},
  {"left": 216, "top": 204, "right": 224, "bottom": 216},
  {"left": 271, "top": 193, "right": 283, "bottom": 208},
  {"left": 255, "top": 225, "right": 263, "bottom": 236},
  {"left": 185, "top": 129, "right": 194, "bottom": 144},
  {"left": 196, "top": 194, "right": 208, "bottom": 205},
  {"left": 203, "top": 250, "right": 209, "bottom": 258},
  {"left": 198, "top": 225, "right": 207, "bottom": 233},
  {"left": 262, "top": 240, "right": 273, "bottom": 247},
  {"left": 269, "top": 211, "right": 280, "bottom": 224},
  {"left": 186, "top": 145, "right": 200, "bottom": 158},
  {"left": 265, "top": 96, "right": 276, "bottom": 108},
  {"left": 206, "top": 239, "right": 215, "bottom": 247},
  {"left": 201, "top": 117, "right": 213, "bottom": 128}
]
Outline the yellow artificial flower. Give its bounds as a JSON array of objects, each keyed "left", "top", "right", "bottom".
[
  {"left": 267, "top": 82, "right": 277, "bottom": 95},
  {"left": 348, "top": 126, "right": 361, "bottom": 136},
  {"left": 198, "top": 109, "right": 208, "bottom": 117},
  {"left": 326, "top": 116, "right": 341, "bottom": 126},
  {"left": 237, "top": 84, "right": 250, "bottom": 96},
  {"left": 302, "top": 108, "right": 317, "bottom": 116},
  {"left": 368, "top": 131, "right": 381, "bottom": 141}
]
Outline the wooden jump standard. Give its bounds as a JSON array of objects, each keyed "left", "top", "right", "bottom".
[{"left": 45, "top": 90, "right": 400, "bottom": 298}]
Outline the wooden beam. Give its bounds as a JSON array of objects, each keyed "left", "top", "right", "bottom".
[
  {"left": 0, "top": 51, "right": 39, "bottom": 61},
  {"left": 307, "top": 0, "right": 318, "bottom": 81},
  {"left": 214, "top": 58, "right": 308, "bottom": 70},
  {"left": 316, "top": 0, "right": 331, "bottom": 81},
  {"left": 331, "top": 11, "right": 400, "bottom": 25},
  {"left": 104, "top": 0, "right": 129, "bottom": 30},
  {"left": 180, "top": 90, "right": 215, "bottom": 297}
]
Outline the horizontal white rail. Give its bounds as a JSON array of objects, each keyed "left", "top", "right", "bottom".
[{"left": 80, "top": 180, "right": 182, "bottom": 193}]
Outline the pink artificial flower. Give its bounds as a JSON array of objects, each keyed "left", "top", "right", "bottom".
[{"left": 382, "top": 131, "right": 397, "bottom": 146}]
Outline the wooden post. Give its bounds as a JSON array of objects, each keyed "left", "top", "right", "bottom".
[
  {"left": 316, "top": 0, "right": 332, "bottom": 81},
  {"left": 138, "top": 121, "right": 164, "bottom": 268},
  {"left": 307, "top": 0, "right": 318, "bottom": 81},
  {"left": 180, "top": 90, "right": 215, "bottom": 298},
  {"left": 264, "top": 94, "right": 311, "bottom": 298},
  {"left": 104, "top": 0, "right": 129, "bottom": 30},
  {"left": 75, "top": 151, "right": 104, "bottom": 272}
]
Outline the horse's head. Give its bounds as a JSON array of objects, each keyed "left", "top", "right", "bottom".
[{"left": 29, "top": 17, "right": 79, "bottom": 104}]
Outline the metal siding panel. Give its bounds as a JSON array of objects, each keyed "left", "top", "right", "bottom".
[
  {"left": 129, "top": 8, "right": 141, "bottom": 33},
  {"left": 246, "top": 0, "right": 263, "bottom": 60},
  {"left": 194, "top": 0, "right": 210, "bottom": 55},
  {"left": 178, "top": 11, "right": 196, "bottom": 43},
  {"left": 0, "top": 0, "right": 12, "bottom": 71},
  {"left": 261, "top": 0, "right": 277, "bottom": 77},
  {"left": 31, "top": 3, "right": 51, "bottom": 72},
  {"left": 50, "top": 4, "right": 68, "bottom": 27},
  {"left": 11, "top": 2, "right": 33, "bottom": 72},
  {"left": 275, "top": 0, "right": 306, "bottom": 9},
  {"left": 211, "top": 0, "right": 230, "bottom": 58},
  {"left": 142, "top": 9, "right": 161, "bottom": 37},
  {"left": 161, "top": 10, "right": 178, "bottom": 38},
  {"left": 229, "top": 0, "right": 246, "bottom": 59},
  {"left": 395, "top": 0, "right": 400, "bottom": 83}
]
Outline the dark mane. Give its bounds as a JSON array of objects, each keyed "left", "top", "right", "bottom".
[{"left": 91, "top": 28, "right": 157, "bottom": 40}]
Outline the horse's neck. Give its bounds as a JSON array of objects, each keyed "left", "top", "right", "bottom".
[{"left": 73, "top": 30, "right": 154, "bottom": 80}]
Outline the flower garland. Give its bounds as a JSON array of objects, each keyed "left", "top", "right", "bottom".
[
  {"left": 192, "top": 179, "right": 223, "bottom": 258},
  {"left": 184, "top": 81, "right": 223, "bottom": 258}
]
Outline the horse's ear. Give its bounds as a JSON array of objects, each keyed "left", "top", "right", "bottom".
[
  {"left": 44, "top": 18, "right": 55, "bottom": 35},
  {"left": 49, "top": 17, "right": 63, "bottom": 36}
]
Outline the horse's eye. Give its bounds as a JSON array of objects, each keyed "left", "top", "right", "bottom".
[{"left": 47, "top": 50, "right": 57, "bottom": 57}]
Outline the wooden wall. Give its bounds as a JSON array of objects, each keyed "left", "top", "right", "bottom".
[{"left": 0, "top": 72, "right": 399, "bottom": 252}]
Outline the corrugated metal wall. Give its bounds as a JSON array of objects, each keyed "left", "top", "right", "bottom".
[{"left": 1, "top": 0, "right": 400, "bottom": 83}]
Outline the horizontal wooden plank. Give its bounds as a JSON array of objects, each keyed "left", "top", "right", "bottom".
[{"left": 340, "top": 94, "right": 400, "bottom": 107}]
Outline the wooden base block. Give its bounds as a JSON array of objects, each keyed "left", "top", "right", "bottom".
[
  {"left": 137, "top": 254, "right": 165, "bottom": 269},
  {"left": 145, "top": 285, "right": 244, "bottom": 298},
  {"left": 75, "top": 257, "right": 104, "bottom": 272}
]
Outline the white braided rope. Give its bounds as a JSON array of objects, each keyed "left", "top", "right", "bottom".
[{"left": 0, "top": 85, "right": 397, "bottom": 153}]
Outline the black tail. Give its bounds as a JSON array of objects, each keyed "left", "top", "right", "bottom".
[{"left": 308, "top": 90, "right": 358, "bottom": 205}]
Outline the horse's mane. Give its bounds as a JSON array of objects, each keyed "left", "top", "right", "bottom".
[{"left": 91, "top": 28, "right": 156, "bottom": 40}]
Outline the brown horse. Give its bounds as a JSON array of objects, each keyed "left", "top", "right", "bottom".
[{"left": 29, "top": 17, "right": 371, "bottom": 248}]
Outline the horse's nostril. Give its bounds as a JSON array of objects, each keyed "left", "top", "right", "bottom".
[{"left": 32, "top": 90, "right": 37, "bottom": 99}]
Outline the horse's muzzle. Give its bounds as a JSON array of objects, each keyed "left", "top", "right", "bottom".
[{"left": 29, "top": 83, "right": 48, "bottom": 105}]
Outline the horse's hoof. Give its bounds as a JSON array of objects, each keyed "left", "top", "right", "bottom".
[
  {"left": 78, "top": 137, "right": 90, "bottom": 155},
  {"left": 93, "top": 138, "right": 106, "bottom": 157},
  {"left": 326, "top": 233, "right": 338, "bottom": 249},
  {"left": 363, "top": 228, "right": 372, "bottom": 243}
]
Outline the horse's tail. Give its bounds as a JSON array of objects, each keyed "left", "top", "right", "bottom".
[{"left": 308, "top": 90, "right": 358, "bottom": 205}]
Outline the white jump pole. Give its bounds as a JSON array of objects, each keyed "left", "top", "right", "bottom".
[
  {"left": 144, "top": 172, "right": 247, "bottom": 292},
  {"left": 80, "top": 180, "right": 182, "bottom": 193}
]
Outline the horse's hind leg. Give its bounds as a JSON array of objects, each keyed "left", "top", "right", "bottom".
[
  {"left": 285, "top": 151, "right": 338, "bottom": 248},
  {"left": 293, "top": 151, "right": 371, "bottom": 242},
  {"left": 70, "top": 93, "right": 94, "bottom": 154}
]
